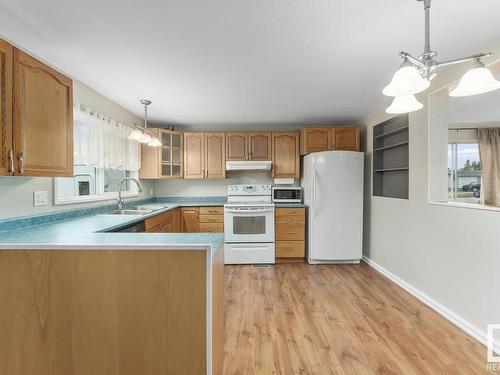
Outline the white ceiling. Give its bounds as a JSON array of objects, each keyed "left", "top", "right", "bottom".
[{"left": 1, "top": 0, "right": 500, "bottom": 127}]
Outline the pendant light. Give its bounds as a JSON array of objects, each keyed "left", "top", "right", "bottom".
[
  {"left": 449, "top": 59, "right": 500, "bottom": 97},
  {"left": 128, "top": 128, "right": 144, "bottom": 141},
  {"left": 383, "top": 60, "right": 430, "bottom": 97},
  {"left": 386, "top": 95, "right": 423, "bottom": 114},
  {"left": 128, "top": 99, "right": 162, "bottom": 147},
  {"left": 383, "top": 0, "right": 498, "bottom": 113}
]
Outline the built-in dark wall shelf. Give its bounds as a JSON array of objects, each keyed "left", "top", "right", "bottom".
[{"left": 373, "top": 114, "right": 409, "bottom": 199}]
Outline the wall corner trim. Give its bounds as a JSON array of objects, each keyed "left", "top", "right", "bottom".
[{"left": 363, "top": 256, "right": 500, "bottom": 355}]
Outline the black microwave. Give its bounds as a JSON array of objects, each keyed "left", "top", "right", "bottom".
[{"left": 272, "top": 187, "right": 302, "bottom": 203}]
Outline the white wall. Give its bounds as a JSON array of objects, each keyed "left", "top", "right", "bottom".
[
  {"left": 360, "top": 44, "right": 500, "bottom": 347},
  {"left": 0, "top": 81, "right": 153, "bottom": 220}
]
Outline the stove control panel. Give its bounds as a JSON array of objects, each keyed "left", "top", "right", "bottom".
[{"left": 227, "top": 184, "right": 272, "bottom": 196}]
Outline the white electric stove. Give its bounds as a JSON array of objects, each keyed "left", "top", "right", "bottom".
[{"left": 224, "top": 185, "right": 275, "bottom": 264}]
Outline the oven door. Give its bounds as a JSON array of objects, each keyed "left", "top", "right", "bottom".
[{"left": 224, "top": 207, "right": 275, "bottom": 243}]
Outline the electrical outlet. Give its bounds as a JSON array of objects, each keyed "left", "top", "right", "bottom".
[{"left": 33, "top": 191, "right": 48, "bottom": 207}]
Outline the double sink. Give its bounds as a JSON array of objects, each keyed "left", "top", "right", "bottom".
[{"left": 105, "top": 204, "right": 176, "bottom": 216}]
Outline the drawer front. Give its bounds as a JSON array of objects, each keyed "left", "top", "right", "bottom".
[
  {"left": 276, "top": 215, "right": 305, "bottom": 224},
  {"left": 276, "top": 208, "right": 304, "bottom": 217},
  {"left": 276, "top": 241, "right": 305, "bottom": 258},
  {"left": 199, "top": 222, "right": 224, "bottom": 233},
  {"left": 145, "top": 211, "right": 172, "bottom": 230},
  {"left": 200, "top": 207, "right": 224, "bottom": 215},
  {"left": 276, "top": 223, "right": 305, "bottom": 241},
  {"left": 199, "top": 215, "right": 224, "bottom": 223}
]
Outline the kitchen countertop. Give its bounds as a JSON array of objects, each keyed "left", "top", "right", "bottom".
[
  {"left": 274, "top": 202, "right": 307, "bottom": 208},
  {"left": 0, "top": 198, "right": 226, "bottom": 257}
]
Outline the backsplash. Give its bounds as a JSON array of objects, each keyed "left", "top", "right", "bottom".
[
  {"left": 154, "top": 171, "right": 278, "bottom": 197},
  {"left": 0, "top": 177, "right": 154, "bottom": 221}
]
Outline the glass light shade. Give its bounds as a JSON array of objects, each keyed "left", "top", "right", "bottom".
[
  {"left": 128, "top": 128, "right": 144, "bottom": 141},
  {"left": 386, "top": 94, "right": 423, "bottom": 114},
  {"left": 139, "top": 133, "right": 152, "bottom": 144},
  {"left": 148, "top": 137, "right": 162, "bottom": 147},
  {"left": 449, "top": 63, "right": 500, "bottom": 97},
  {"left": 383, "top": 63, "right": 430, "bottom": 97}
]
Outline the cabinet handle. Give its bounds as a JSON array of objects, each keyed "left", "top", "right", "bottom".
[
  {"left": 8, "top": 150, "right": 14, "bottom": 174},
  {"left": 287, "top": 232, "right": 297, "bottom": 235},
  {"left": 18, "top": 152, "right": 24, "bottom": 175}
]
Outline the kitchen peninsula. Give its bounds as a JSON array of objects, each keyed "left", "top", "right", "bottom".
[{"left": 0, "top": 203, "right": 224, "bottom": 375}]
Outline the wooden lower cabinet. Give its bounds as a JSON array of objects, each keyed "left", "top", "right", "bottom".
[
  {"left": 275, "top": 207, "right": 305, "bottom": 262},
  {"left": 182, "top": 206, "right": 224, "bottom": 233},
  {"left": 145, "top": 208, "right": 181, "bottom": 233},
  {"left": 181, "top": 207, "right": 200, "bottom": 232},
  {"left": 143, "top": 206, "right": 225, "bottom": 233},
  {"left": 276, "top": 241, "right": 305, "bottom": 258},
  {"left": 0, "top": 247, "right": 224, "bottom": 375}
]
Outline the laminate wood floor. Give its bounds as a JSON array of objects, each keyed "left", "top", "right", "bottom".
[{"left": 223, "top": 262, "right": 496, "bottom": 375}]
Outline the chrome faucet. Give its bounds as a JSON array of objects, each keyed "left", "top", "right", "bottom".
[{"left": 117, "top": 178, "right": 143, "bottom": 210}]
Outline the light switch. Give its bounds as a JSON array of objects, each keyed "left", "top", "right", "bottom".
[{"left": 33, "top": 191, "right": 48, "bottom": 207}]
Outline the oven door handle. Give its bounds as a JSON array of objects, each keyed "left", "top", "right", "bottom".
[{"left": 224, "top": 208, "right": 274, "bottom": 214}]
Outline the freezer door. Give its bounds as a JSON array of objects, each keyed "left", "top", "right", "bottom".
[{"left": 308, "top": 151, "right": 364, "bottom": 262}]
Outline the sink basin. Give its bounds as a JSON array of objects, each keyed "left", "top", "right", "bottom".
[
  {"left": 133, "top": 204, "right": 174, "bottom": 211},
  {"left": 106, "top": 209, "right": 153, "bottom": 215}
]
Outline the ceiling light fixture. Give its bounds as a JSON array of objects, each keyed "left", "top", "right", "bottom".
[
  {"left": 384, "top": 0, "right": 500, "bottom": 114},
  {"left": 128, "top": 99, "right": 162, "bottom": 147}
]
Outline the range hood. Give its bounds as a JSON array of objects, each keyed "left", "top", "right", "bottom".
[{"left": 225, "top": 160, "right": 272, "bottom": 171}]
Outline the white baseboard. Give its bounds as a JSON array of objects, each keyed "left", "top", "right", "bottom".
[{"left": 363, "top": 256, "right": 500, "bottom": 356}]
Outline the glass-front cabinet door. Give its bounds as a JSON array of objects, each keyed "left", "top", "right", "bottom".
[{"left": 160, "top": 130, "right": 183, "bottom": 178}]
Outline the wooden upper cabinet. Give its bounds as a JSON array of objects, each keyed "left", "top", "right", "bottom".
[
  {"left": 332, "top": 128, "right": 360, "bottom": 151},
  {"left": 300, "top": 127, "right": 360, "bottom": 154},
  {"left": 13, "top": 49, "right": 73, "bottom": 176},
  {"left": 226, "top": 132, "right": 248, "bottom": 160},
  {"left": 249, "top": 132, "right": 271, "bottom": 160},
  {"left": 139, "top": 129, "right": 160, "bottom": 179},
  {"left": 160, "top": 129, "right": 183, "bottom": 178},
  {"left": 140, "top": 129, "right": 184, "bottom": 179},
  {"left": 184, "top": 132, "right": 205, "bottom": 179},
  {"left": 272, "top": 132, "right": 300, "bottom": 178},
  {"left": 184, "top": 132, "right": 226, "bottom": 179},
  {"left": 0, "top": 40, "right": 13, "bottom": 176},
  {"left": 300, "top": 128, "right": 330, "bottom": 154},
  {"left": 205, "top": 132, "right": 225, "bottom": 179}
]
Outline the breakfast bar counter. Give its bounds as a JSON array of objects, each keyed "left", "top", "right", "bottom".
[{"left": 0, "top": 199, "right": 225, "bottom": 375}]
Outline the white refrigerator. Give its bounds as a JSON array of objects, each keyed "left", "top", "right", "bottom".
[{"left": 302, "top": 151, "right": 364, "bottom": 264}]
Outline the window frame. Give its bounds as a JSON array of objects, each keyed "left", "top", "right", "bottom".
[
  {"left": 53, "top": 169, "right": 140, "bottom": 206},
  {"left": 447, "top": 141, "right": 481, "bottom": 204},
  {"left": 427, "top": 59, "right": 500, "bottom": 213}
]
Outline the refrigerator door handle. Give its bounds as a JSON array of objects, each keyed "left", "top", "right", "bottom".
[{"left": 313, "top": 169, "right": 319, "bottom": 217}]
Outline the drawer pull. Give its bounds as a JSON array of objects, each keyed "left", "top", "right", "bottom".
[{"left": 287, "top": 232, "right": 296, "bottom": 235}]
